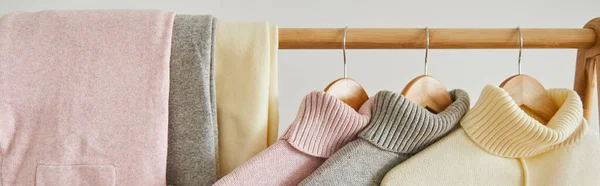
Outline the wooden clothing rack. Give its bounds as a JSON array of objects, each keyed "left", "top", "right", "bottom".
[{"left": 277, "top": 17, "right": 600, "bottom": 124}]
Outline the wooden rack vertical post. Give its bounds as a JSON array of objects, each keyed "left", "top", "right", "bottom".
[
  {"left": 575, "top": 18, "right": 600, "bottom": 122},
  {"left": 278, "top": 20, "right": 600, "bottom": 125}
]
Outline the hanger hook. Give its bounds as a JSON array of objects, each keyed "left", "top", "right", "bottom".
[
  {"left": 424, "top": 26, "right": 430, "bottom": 75},
  {"left": 517, "top": 26, "right": 523, "bottom": 75},
  {"left": 343, "top": 26, "right": 348, "bottom": 78}
]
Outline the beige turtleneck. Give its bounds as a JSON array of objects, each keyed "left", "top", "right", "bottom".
[{"left": 381, "top": 85, "right": 600, "bottom": 186}]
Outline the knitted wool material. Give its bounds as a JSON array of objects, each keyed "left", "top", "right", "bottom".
[
  {"left": 214, "top": 91, "right": 373, "bottom": 186},
  {"left": 300, "top": 90, "right": 470, "bottom": 186},
  {"left": 0, "top": 10, "right": 174, "bottom": 185},
  {"left": 167, "top": 15, "right": 218, "bottom": 186},
  {"left": 381, "top": 85, "right": 600, "bottom": 186}
]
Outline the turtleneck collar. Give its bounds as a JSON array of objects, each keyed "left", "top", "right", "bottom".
[
  {"left": 281, "top": 91, "right": 373, "bottom": 158},
  {"left": 359, "top": 89, "right": 470, "bottom": 154},
  {"left": 461, "top": 85, "right": 588, "bottom": 158}
]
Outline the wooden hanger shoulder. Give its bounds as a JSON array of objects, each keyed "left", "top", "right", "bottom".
[
  {"left": 500, "top": 74, "right": 558, "bottom": 123},
  {"left": 324, "top": 78, "right": 369, "bottom": 111},
  {"left": 401, "top": 75, "right": 452, "bottom": 113}
]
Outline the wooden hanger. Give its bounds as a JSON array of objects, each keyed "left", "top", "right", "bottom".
[
  {"left": 324, "top": 26, "right": 369, "bottom": 111},
  {"left": 401, "top": 27, "right": 452, "bottom": 113},
  {"left": 325, "top": 78, "right": 369, "bottom": 111},
  {"left": 499, "top": 27, "right": 558, "bottom": 124},
  {"left": 402, "top": 75, "right": 452, "bottom": 113}
]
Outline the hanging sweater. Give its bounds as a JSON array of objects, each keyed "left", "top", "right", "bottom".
[
  {"left": 167, "top": 15, "right": 218, "bottom": 186},
  {"left": 381, "top": 85, "right": 600, "bottom": 186},
  {"left": 213, "top": 91, "right": 373, "bottom": 186},
  {"left": 299, "top": 90, "right": 470, "bottom": 186},
  {"left": 215, "top": 22, "right": 279, "bottom": 176},
  {"left": 0, "top": 11, "right": 174, "bottom": 185}
]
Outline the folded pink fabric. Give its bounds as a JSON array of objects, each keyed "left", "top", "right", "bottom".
[
  {"left": 214, "top": 91, "right": 374, "bottom": 186},
  {"left": 0, "top": 10, "right": 175, "bottom": 185}
]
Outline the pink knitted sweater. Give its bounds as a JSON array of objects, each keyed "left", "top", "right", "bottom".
[
  {"left": 214, "top": 91, "right": 374, "bottom": 186},
  {"left": 0, "top": 11, "right": 174, "bottom": 185}
]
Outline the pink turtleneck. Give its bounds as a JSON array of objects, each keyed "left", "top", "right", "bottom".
[{"left": 214, "top": 91, "right": 373, "bottom": 186}]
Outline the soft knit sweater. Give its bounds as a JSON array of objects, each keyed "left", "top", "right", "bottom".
[
  {"left": 300, "top": 90, "right": 470, "bottom": 186},
  {"left": 216, "top": 22, "right": 279, "bottom": 176},
  {"left": 167, "top": 15, "right": 218, "bottom": 186},
  {"left": 213, "top": 91, "right": 373, "bottom": 186},
  {"left": 381, "top": 85, "right": 600, "bottom": 186},
  {"left": 0, "top": 11, "right": 174, "bottom": 185}
]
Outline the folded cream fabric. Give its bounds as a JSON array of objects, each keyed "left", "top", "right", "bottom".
[
  {"left": 0, "top": 10, "right": 174, "bottom": 185},
  {"left": 215, "top": 21, "right": 279, "bottom": 176},
  {"left": 167, "top": 15, "right": 218, "bottom": 185}
]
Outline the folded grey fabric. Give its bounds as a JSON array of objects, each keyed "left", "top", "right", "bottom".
[
  {"left": 299, "top": 90, "right": 470, "bottom": 186},
  {"left": 167, "top": 15, "right": 218, "bottom": 186}
]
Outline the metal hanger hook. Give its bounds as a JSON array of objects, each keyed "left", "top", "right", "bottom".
[
  {"left": 424, "top": 26, "right": 430, "bottom": 75},
  {"left": 342, "top": 26, "right": 348, "bottom": 78},
  {"left": 517, "top": 26, "right": 523, "bottom": 74}
]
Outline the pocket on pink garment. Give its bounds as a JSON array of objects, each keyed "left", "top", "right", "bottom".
[{"left": 35, "top": 165, "right": 115, "bottom": 186}]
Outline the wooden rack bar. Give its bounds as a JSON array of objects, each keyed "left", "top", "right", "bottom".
[
  {"left": 279, "top": 19, "right": 600, "bottom": 127},
  {"left": 279, "top": 28, "right": 597, "bottom": 49}
]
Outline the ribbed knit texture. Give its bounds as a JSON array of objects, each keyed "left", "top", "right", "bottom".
[
  {"left": 360, "top": 90, "right": 470, "bottom": 153},
  {"left": 281, "top": 92, "right": 373, "bottom": 157},
  {"left": 461, "top": 85, "right": 587, "bottom": 158},
  {"left": 214, "top": 91, "right": 373, "bottom": 186},
  {"left": 381, "top": 85, "right": 599, "bottom": 186},
  {"left": 167, "top": 15, "right": 218, "bottom": 186},
  {"left": 299, "top": 90, "right": 470, "bottom": 186}
]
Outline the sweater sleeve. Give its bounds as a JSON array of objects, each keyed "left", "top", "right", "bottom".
[
  {"left": 213, "top": 140, "right": 325, "bottom": 186},
  {"left": 299, "top": 139, "right": 409, "bottom": 186}
]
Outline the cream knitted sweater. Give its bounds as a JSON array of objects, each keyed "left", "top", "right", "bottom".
[{"left": 381, "top": 85, "right": 600, "bottom": 186}]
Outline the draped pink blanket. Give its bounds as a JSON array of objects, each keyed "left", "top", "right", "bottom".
[{"left": 0, "top": 10, "right": 175, "bottom": 185}]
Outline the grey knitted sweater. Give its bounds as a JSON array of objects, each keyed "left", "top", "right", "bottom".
[
  {"left": 299, "top": 90, "right": 470, "bottom": 186},
  {"left": 167, "top": 15, "right": 218, "bottom": 186}
]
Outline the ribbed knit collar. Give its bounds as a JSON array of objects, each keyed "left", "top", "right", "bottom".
[
  {"left": 281, "top": 91, "right": 373, "bottom": 158},
  {"left": 461, "top": 85, "right": 588, "bottom": 158},
  {"left": 359, "top": 90, "right": 470, "bottom": 154}
]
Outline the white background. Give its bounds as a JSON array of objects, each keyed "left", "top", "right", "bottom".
[{"left": 2, "top": 0, "right": 599, "bottom": 135}]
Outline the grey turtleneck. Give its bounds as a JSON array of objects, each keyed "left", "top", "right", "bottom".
[
  {"left": 299, "top": 90, "right": 470, "bottom": 186},
  {"left": 167, "top": 15, "right": 218, "bottom": 186}
]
